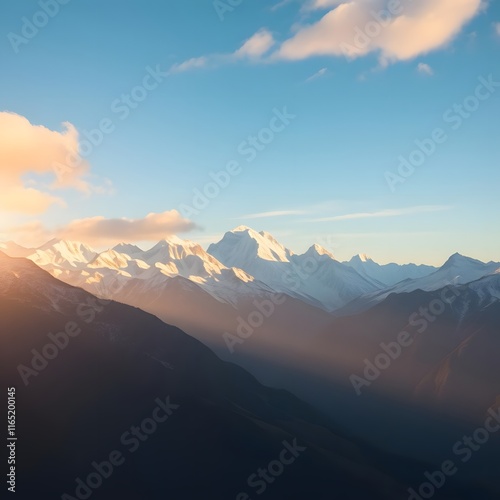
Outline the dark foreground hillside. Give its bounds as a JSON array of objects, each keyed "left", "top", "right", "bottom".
[{"left": 0, "top": 253, "right": 496, "bottom": 500}]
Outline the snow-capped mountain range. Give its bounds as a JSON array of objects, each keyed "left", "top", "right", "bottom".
[
  {"left": 208, "top": 226, "right": 382, "bottom": 310},
  {"left": 341, "top": 252, "right": 500, "bottom": 314},
  {"left": 1, "top": 227, "right": 499, "bottom": 313},
  {"left": 346, "top": 253, "right": 437, "bottom": 286},
  {"left": 3, "top": 235, "right": 272, "bottom": 308}
]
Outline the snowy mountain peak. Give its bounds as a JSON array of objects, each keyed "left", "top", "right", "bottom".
[
  {"left": 113, "top": 243, "right": 143, "bottom": 255},
  {"left": 350, "top": 253, "right": 373, "bottom": 263},
  {"left": 210, "top": 227, "right": 292, "bottom": 264},
  {"left": 144, "top": 237, "right": 208, "bottom": 263},
  {"left": 441, "top": 253, "right": 484, "bottom": 269},
  {"left": 136, "top": 239, "right": 225, "bottom": 278},
  {"left": 33, "top": 239, "right": 97, "bottom": 267},
  {"left": 150, "top": 235, "right": 186, "bottom": 247},
  {"left": 230, "top": 226, "right": 287, "bottom": 248},
  {"left": 39, "top": 238, "right": 95, "bottom": 253},
  {"left": 304, "top": 244, "right": 335, "bottom": 260}
]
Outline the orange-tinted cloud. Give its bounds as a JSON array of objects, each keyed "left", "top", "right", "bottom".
[
  {"left": 4, "top": 211, "right": 198, "bottom": 247},
  {"left": 55, "top": 211, "right": 198, "bottom": 245},
  {"left": 0, "top": 112, "right": 104, "bottom": 214},
  {"left": 275, "top": 0, "right": 482, "bottom": 64},
  {"left": 171, "top": 1, "right": 481, "bottom": 74}
]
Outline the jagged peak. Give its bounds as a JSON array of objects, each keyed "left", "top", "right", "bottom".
[
  {"left": 38, "top": 238, "right": 95, "bottom": 252},
  {"left": 211, "top": 227, "right": 292, "bottom": 263},
  {"left": 305, "top": 244, "right": 336, "bottom": 260},
  {"left": 151, "top": 235, "right": 186, "bottom": 247},
  {"left": 350, "top": 253, "right": 373, "bottom": 264},
  {"left": 113, "top": 242, "right": 143, "bottom": 254},
  {"left": 442, "top": 253, "right": 483, "bottom": 268}
]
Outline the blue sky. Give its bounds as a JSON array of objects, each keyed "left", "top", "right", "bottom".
[{"left": 0, "top": 0, "right": 499, "bottom": 264}]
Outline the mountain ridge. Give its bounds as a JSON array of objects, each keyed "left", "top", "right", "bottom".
[{"left": 2, "top": 229, "right": 498, "bottom": 315}]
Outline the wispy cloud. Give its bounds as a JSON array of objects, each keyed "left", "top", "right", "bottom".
[
  {"left": 170, "top": 29, "right": 275, "bottom": 73},
  {"left": 238, "top": 209, "right": 307, "bottom": 219},
  {"left": 172, "top": 0, "right": 482, "bottom": 73},
  {"left": 417, "top": 62, "right": 434, "bottom": 76},
  {"left": 169, "top": 56, "right": 209, "bottom": 74},
  {"left": 235, "top": 29, "right": 275, "bottom": 59},
  {"left": 494, "top": 22, "right": 500, "bottom": 37},
  {"left": 270, "top": 0, "right": 294, "bottom": 13},
  {"left": 237, "top": 203, "right": 451, "bottom": 223},
  {"left": 311, "top": 205, "right": 452, "bottom": 222},
  {"left": 305, "top": 67, "right": 328, "bottom": 83}
]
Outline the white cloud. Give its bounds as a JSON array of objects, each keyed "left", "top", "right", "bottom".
[
  {"left": 494, "top": 22, "right": 500, "bottom": 36},
  {"left": 305, "top": 67, "right": 328, "bottom": 82},
  {"left": 170, "top": 29, "right": 275, "bottom": 73},
  {"left": 271, "top": 0, "right": 294, "bottom": 11},
  {"left": 172, "top": 0, "right": 481, "bottom": 74},
  {"left": 312, "top": 205, "right": 451, "bottom": 222},
  {"left": 235, "top": 29, "right": 276, "bottom": 58},
  {"left": 170, "top": 56, "right": 209, "bottom": 74},
  {"left": 0, "top": 112, "right": 109, "bottom": 214},
  {"left": 4, "top": 211, "right": 198, "bottom": 246},
  {"left": 417, "top": 62, "right": 434, "bottom": 75},
  {"left": 275, "top": 0, "right": 482, "bottom": 64}
]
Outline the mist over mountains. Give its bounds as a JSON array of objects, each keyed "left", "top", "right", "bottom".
[
  {"left": 1, "top": 252, "right": 419, "bottom": 499},
  {"left": 2, "top": 226, "right": 500, "bottom": 499},
  {"left": 3, "top": 226, "right": 498, "bottom": 315},
  {"left": 2, "top": 248, "right": 500, "bottom": 500},
  {"left": 2, "top": 226, "right": 499, "bottom": 422}
]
